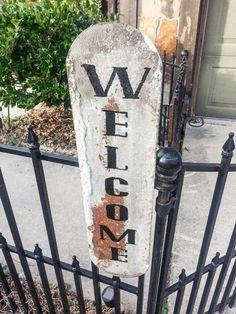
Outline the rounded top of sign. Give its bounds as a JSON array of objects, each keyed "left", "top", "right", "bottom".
[{"left": 67, "top": 22, "right": 160, "bottom": 63}]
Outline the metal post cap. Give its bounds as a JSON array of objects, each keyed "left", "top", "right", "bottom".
[
  {"left": 102, "top": 286, "right": 114, "bottom": 308},
  {"left": 27, "top": 124, "right": 39, "bottom": 150},
  {"left": 181, "top": 50, "right": 189, "bottom": 58},
  {"left": 156, "top": 147, "right": 182, "bottom": 180}
]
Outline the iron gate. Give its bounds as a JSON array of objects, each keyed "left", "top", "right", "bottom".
[{"left": 0, "top": 126, "right": 235, "bottom": 313}]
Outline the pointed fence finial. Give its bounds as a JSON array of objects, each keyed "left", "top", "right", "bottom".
[
  {"left": 181, "top": 50, "right": 189, "bottom": 59},
  {"left": 102, "top": 286, "right": 114, "bottom": 308},
  {"left": 34, "top": 244, "right": 43, "bottom": 258},
  {"left": 27, "top": 125, "right": 39, "bottom": 150},
  {"left": 211, "top": 252, "right": 220, "bottom": 266},
  {"left": 178, "top": 269, "right": 187, "bottom": 285},
  {"left": 222, "top": 132, "right": 235, "bottom": 157},
  {"left": 0, "top": 233, "right": 7, "bottom": 247},
  {"left": 72, "top": 255, "right": 80, "bottom": 271}
]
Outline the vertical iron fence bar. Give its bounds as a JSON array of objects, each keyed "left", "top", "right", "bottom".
[
  {"left": 187, "top": 133, "right": 235, "bottom": 313},
  {"left": 34, "top": 244, "right": 55, "bottom": 314},
  {"left": 229, "top": 286, "right": 236, "bottom": 308},
  {"left": 135, "top": 0, "right": 139, "bottom": 28},
  {"left": 147, "top": 147, "right": 182, "bottom": 314},
  {"left": 27, "top": 125, "right": 70, "bottom": 313},
  {"left": 0, "top": 234, "right": 27, "bottom": 311},
  {"left": 0, "top": 262, "right": 17, "bottom": 312},
  {"left": 72, "top": 256, "right": 86, "bottom": 314},
  {"left": 147, "top": 212, "right": 166, "bottom": 313},
  {"left": 169, "top": 54, "right": 176, "bottom": 106},
  {"left": 155, "top": 168, "right": 185, "bottom": 314},
  {"left": 113, "top": 276, "right": 121, "bottom": 314},
  {"left": 0, "top": 289, "right": 4, "bottom": 306},
  {"left": 173, "top": 50, "right": 188, "bottom": 151},
  {"left": 198, "top": 252, "right": 220, "bottom": 314},
  {"left": 173, "top": 269, "right": 186, "bottom": 314},
  {"left": 163, "top": 105, "right": 168, "bottom": 145},
  {"left": 0, "top": 169, "right": 42, "bottom": 312},
  {"left": 208, "top": 224, "right": 236, "bottom": 313},
  {"left": 219, "top": 258, "right": 236, "bottom": 313},
  {"left": 101, "top": 0, "right": 108, "bottom": 15},
  {"left": 159, "top": 52, "right": 166, "bottom": 147},
  {"left": 114, "top": 0, "right": 118, "bottom": 14},
  {"left": 0, "top": 106, "right": 3, "bottom": 130},
  {"left": 168, "top": 50, "right": 188, "bottom": 151},
  {"left": 92, "top": 262, "right": 102, "bottom": 314},
  {"left": 136, "top": 274, "right": 144, "bottom": 314}
]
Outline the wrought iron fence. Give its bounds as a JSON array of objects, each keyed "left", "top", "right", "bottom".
[
  {"left": 150, "top": 133, "right": 236, "bottom": 314},
  {"left": 159, "top": 50, "right": 190, "bottom": 152},
  {"left": 0, "top": 127, "right": 235, "bottom": 313},
  {"left": 0, "top": 128, "right": 145, "bottom": 313}
]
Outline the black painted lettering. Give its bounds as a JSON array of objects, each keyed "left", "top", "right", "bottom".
[
  {"left": 105, "top": 177, "right": 128, "bottom": 196},
  {"left": 111, "top": 247, "right": 128, "bottom": 263},
  {"left": 103, "top": 110, "right": 128, "bottom": 138},
  {"left": 106, "top": 204, "right": 128, "bottom": 221},
  {"left": 81, "top": 64, "right": 150, "bottom": 99},
  {"left": 100, "top": 225, "right": 136, "bottom": 244},
  {"left": 106, "top": 146, "right": 128, "bottom": 170}
]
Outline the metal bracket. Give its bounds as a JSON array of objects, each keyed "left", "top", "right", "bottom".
[{"left": 156, "top": 197, "right": 176, "bottom": 217}]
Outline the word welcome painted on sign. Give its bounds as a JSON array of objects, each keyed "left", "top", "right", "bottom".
[{"left": 67, "top": 23, "right": 162, "bottom": 277}]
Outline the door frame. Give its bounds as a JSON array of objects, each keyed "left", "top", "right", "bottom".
[{"left": 178, "top": 0, "right": 210, "bottom": 115}]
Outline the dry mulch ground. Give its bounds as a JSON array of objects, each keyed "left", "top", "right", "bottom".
[
  {"left": 0, "top": 104, "right": 77, "bottom": 156},
  {"left": 0, "top": 275, "right": 114, "bottom": 313}
]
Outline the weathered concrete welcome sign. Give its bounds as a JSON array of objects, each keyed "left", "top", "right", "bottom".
[{"left": 67, "top": 23, "right": 161, "bottom": 277}]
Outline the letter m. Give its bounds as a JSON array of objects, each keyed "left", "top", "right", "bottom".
[
  {"left": 81, "top": 64, "right": 150, "bottom": 99},
  {"left": 100, "top": 225, "right": 136, "bottom": 244}
]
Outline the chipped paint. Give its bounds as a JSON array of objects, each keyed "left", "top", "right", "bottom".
[
  {"left": 155, "top": 17, "right": 178, "bottom": 55},
  {"left": 179, "top": 16, "right": 192, "bottom": 42},
  {"left": 186, "top": 16, "right": 192, "bottom": 35},
  {"left": 141, "top": 0, "right": 180, "bottom": 18},
  {"left": 180, "top": 25, "right": 187, "bottom": 42}
]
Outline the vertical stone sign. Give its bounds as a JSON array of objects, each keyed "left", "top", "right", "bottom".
[{"left": 67, "top": 23, "right": 162, "bottom": 277}]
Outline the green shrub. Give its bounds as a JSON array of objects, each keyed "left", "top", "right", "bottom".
[{"left": 0, "top": 0, "right": 109, "bottom": 109}]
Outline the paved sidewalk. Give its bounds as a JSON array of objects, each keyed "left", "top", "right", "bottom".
[{"left": 169, "top": 118, "right": 236, "bottom": 313}]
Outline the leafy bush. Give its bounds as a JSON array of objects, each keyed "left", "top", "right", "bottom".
[{"left": 0, "top": 0, "right": 109, "bottom": 109}]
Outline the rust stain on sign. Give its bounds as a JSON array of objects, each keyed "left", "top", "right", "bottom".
[
  {"left": 92, "top": 194, "right": 125, "bottom": 260},
  {"left": 102, "top": 98, "right": 119, "bottom": 111}
]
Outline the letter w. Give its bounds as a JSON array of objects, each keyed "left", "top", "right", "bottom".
[
  {"left": 81, "top": 64, "right": 150, "bottom": 99},
  {"left": 100, "top": 225, "right": 136, "bottom": 244}
]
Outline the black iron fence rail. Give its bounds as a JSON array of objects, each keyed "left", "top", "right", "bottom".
[
  {"left": 0, "top": 131, "right": 236, "bottom": 314},
  {"left": 164, "top": 252, "right": 236, "bottom": 296},
  {"left": 0, "top": 133, "right": 145, "bottom": 314},
  {"left": 6, "top": 244, "right": 138, "bottom": 295},
  {"left": 0, "top": 144, "right": 79, "bottom": 167},
  {"left": 2, "top": 144, "right": 236, "bottom": 173}
]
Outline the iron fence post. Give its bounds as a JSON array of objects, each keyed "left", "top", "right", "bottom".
[
  {"left": 147, "top": 147, "right": 182, "bottom": 314},
  {"left": 27, "top": 125, "right": 70, "bottom": 313}
]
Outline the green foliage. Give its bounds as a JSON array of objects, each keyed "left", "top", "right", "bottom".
[
  {"left": 0, "top": 0, "right": 109, "bottom": 109},
  {"left": 162, "top": 300, "right": 168, "bottom": 314}
]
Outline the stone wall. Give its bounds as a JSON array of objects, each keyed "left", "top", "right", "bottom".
[{"left": 139, "top": 0, "right": 181, "bottom": 56}]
